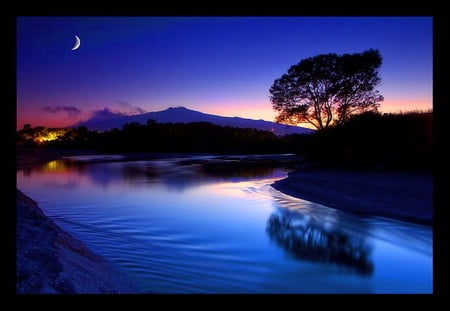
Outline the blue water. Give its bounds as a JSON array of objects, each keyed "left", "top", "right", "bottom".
[{"left": 16, "top": 155, "right": 432, "bottom": 293}]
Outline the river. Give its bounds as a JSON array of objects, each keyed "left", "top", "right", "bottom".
[{"left": 16, "top": 154, "right": 432, "bottom": 293}]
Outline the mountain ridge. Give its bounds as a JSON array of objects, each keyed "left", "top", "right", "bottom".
[{"left": 76, "top": 106, "right": 314, "bottom": 136}]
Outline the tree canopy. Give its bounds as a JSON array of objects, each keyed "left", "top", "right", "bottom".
[{"left": 269, "top": 49, "right": 384, "bottom": 130}]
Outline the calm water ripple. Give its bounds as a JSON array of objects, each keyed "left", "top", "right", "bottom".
[{"left": 17, "top": 155, "right": 432, "bottom": 293}]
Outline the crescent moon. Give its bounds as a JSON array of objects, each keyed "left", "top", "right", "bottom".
[{"left": 71, "top": 35, "right": 81, "bottom": 51}]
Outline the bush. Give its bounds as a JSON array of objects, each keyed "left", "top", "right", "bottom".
[{"left": 298, "top": 111, "right": 432, "bottom": 171}]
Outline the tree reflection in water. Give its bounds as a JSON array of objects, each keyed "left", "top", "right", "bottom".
[{"left": 266, "top": 212, "right": 374, "bottom": 276}]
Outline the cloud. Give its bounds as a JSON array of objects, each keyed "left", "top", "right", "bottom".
[
  {"left": 87, "top": 102, "right": 147, "bottom": 123},
  {"left": 113, "top": 100, "right": 147, "bottom": 115},
  {"left": 42, "top": 105, "right": 81, "bottom": 117},
  {"left": 90, "top": 107, "right": 125, "bottom": 120}
]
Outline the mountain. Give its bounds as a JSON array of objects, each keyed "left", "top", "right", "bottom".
[{"left": 76, "top": 107, "right": 314, "bottom": 136}]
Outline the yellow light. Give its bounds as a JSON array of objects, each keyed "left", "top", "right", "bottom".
[
  {"left": 33, "top": 129, "right": 68, "bottom": 144},
  {"left": 41, "top": 132, "right": 58, "bottom": 141},
  {"left": 41, "top": 160, "right": 70, "bottom": 173}
]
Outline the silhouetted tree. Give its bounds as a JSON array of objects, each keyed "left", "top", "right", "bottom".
[{"left": 270, "top": 49, "right": 384, "bottom": 130}]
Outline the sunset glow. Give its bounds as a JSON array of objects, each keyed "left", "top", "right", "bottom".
[
  {"left": 16, "top": 17, "right": 434, "bottom": 295},
  {"left": 17, "top": 17, "right": 432, "bottom": 130}
]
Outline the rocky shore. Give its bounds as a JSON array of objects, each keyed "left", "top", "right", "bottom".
[
  {"left": 272, "top": 168, "right": 433, "bottom": 226},
  {"left": 16, "top": 189, "right": 138, "bottom": 294}
]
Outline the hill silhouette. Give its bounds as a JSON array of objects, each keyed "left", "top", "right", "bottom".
[{"left": 76, "top": 106, "right": 314, "bottom": 136}]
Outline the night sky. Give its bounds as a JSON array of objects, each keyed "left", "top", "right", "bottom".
[{"left": 17, "top": 17, "right": 432, "bottom": 129}]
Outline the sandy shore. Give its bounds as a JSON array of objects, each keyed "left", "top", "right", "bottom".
[
  {"left": 272, "top": 168, "right": 432, "bottom": 226},
  {"left": 16, "top": 189, "right": 138, "bottom": 294}
]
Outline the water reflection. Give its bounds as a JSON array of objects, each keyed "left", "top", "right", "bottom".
[
  {"left": 20, "top": 158, "right": 289, "bottom": 192},
  {"left": 17, "top": 156, "right": 432, "bottom": 293},
  {"left": 177, "top": 157, "right": 297, "bottom": 181},
  {"left": 21, "top": 159, "right": 87, "bottom": 176},
  {"left": 266, "top": 211, "right": 374, "bottom": 276},
  {"left": 43, "top": 180, "right": 79, "bottom": 190}
]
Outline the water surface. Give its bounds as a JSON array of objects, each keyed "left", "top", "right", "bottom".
[{"left": 17, "top": 155, "right": 432, "bottom": 293}]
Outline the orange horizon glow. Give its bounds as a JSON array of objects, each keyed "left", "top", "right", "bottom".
[
  {"left": 17, "top": 99, "right": 433, "bottom": 130},
  {"left": 377, "top": 99, "right": 433, "bottom": 114}
]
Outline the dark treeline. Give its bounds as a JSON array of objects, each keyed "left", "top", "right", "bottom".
[
  {"left": 17, "top": 120, "right": 290, "bottom": 154},
  {"left": 292, "top": 111, "right": 432, "bottom": 171},
  {"left": 17, "top": 111, "right": 432, "bottom": 171}
]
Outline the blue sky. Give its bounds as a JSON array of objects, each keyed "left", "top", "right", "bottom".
[{"left": 17, "top": 16, "right": 432, "bottom": 129}]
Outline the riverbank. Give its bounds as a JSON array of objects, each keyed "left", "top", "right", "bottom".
[
  {"left": 272, "top": 168, "right": 433, "bottom": 226},
  {"left": 16, "top": 189, "right": 138, "bottom": 294}
]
